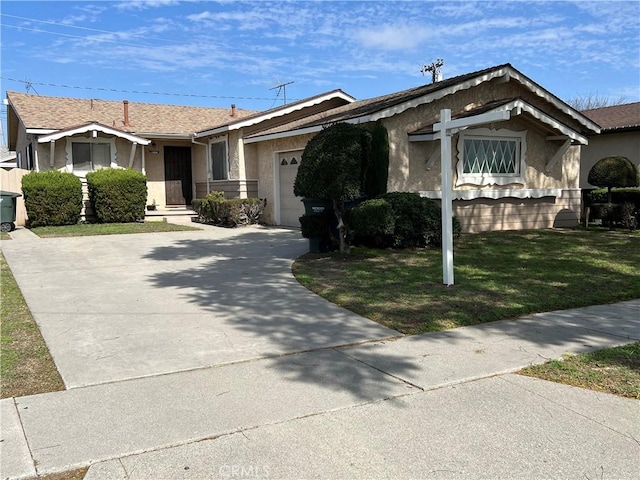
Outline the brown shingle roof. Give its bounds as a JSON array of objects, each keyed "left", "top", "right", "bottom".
[
  {"left": 582, "top": 102, "right": 640, "bottom": 131},
  {"left": 6, "top": 91, "right": 258, "bottom": 136},
  {"left": 247, "top": 64, "right": 514, "bottom": 138}
]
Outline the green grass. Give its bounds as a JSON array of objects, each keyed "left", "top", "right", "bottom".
[
  {"left": 1, "top": 252, "right": 65, "bottom": 398},
  {"left": 293, "top": 229, "right": 640, "bottom": 334},
  {"left": 520, "top": 343, "right": 640, "bottom": 399},
  {"left": 0, "top": 232, "right": 11, "bottom": 240},
  {"left": 31, "top": 221, "right": 200, "bottom": 237}
]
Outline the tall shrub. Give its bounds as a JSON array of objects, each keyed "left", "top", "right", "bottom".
[
  {"left": 22, "top": 170, "right": 82, "bottom": 227},
  {"left": 86, "top": 168, "right": 147, "bottom": 223},
  {"left": 294, "top": 122, "right": 372, "bottom": 253},
  {"left": 363, "top": 121, "right": 389, "bottom": 198}
]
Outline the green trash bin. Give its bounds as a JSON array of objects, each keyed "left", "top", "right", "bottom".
[{"left": 0, "top": 190, "right": 21, "bottom": 232}]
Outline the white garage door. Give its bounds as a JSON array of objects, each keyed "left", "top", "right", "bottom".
[{"left": 278, "top": 150, "right": 304, "bottom": 227}]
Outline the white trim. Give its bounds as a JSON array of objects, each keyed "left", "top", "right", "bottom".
[
  {"left": 243, "top": 117, "right": 366, "bottom": 145},
  {"left": 128, "top": 142, "right": 138, "bottom": 169},
  {"left": 456, "top": 128, "right": 527, "bottom": 187},
  {"left": 409, "top": 132, "right": 438, "bottom": 142},
  {"left": 195, "top": 91, "right": 356, "bottom": 138},
  {"left": 410, "top": 99, "right": 588, "bottom": 145},
  {"left": 26, "top": 128, "right": 56, "bottom": 135},
  {"left": 506, "top": 69, "right": 601, "bottom": 133},
  {"left": 418, "top": 188, "right": 563, "bottom": 200},
  {"left": 65, "top": 136, "right": 117, "bottom": 176},
  {"left": 39, "top": 123, "right": 150, "bottom": 145}
]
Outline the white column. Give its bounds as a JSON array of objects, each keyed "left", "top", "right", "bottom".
[{"left": 439, "top": 109, "right": 454, "bottom": 286}]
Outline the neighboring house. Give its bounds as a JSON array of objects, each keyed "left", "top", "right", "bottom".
[
  {"left": 0, "top": 145, "right": 18, "bottom": 169},
  {"left": 5, "top": 90, "right": 353, "bottom": 211},
  {"left": 6, "top": 63, "right": 600, "bottom": 232},
  {"left": 580, "top": 102, "right": 640, "bottom": 189}
]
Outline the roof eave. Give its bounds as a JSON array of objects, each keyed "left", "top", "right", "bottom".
[
  {"left": 243, "top": 115, "right": 372, "bottom": 145},
  {"left": 37, "top": 122, "right": 151, "bottom": 145},
  {"left": 195, "top": 90, "right": 356, "bottom": 138}
]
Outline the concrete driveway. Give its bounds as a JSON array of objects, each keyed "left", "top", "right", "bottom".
[{"left": 1, "top": 225, "right": 399, "bottom": 388}]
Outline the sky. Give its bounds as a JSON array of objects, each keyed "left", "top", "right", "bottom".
[{"left": 1, "top": 0, "right": 639, "bottom": 144}]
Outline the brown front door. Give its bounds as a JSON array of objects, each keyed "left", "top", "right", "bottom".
[{"left": 164, "top": 146, "right": 193, "bottom": 205}]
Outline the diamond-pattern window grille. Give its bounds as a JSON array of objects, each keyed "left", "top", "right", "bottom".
[{"left": 463, "top": 138, "right": 518, "bottom": 175}]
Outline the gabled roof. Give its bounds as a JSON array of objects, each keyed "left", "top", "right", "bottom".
[
  {"left": 582, "top": 102, "right": 640, "bottom": 132},
  {"left": 6, "top": 91, "right": 258, "bottom": 136},
  {"left": 409, "top": 97, "right": 591, "bottom": 144},
  {"left": 37, "top": 122, "right": 151, "bottom": 145},
  {"left": 195, "top": 89, "right": 355, "bottom": 137},
  {"left": 244, "top": 64, "right": 600, "bottom": 144}
]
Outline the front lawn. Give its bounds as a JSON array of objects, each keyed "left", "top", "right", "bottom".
[
  {"left": 30, "top": 221, "right": 200, "bottom": 238},
  {"left": 293, "top": 229, "right": 640, "bottom": 334},
  {"left": 520, "top": 343, "right": 640, "bottom": 399}
]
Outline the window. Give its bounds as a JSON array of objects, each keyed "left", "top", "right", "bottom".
[
  {"left": 72, "top": 143, "right": 111, "bottom": 171},
  {"left": 210, "top": 140, "right": 228, "bottom": 180},
  {"left": 65, "top": 137, "right": 116, "bottom": 175},
  {"left": 456, "top": 128, "right": 526, "bottom": 186}
]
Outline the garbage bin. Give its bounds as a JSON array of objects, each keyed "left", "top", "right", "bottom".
[{"left": 0, "top": 190, "right": 22, "bottom": 232}]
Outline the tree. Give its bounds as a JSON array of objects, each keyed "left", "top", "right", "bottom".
[
  {"left": 566, "top": 92, "right": 627, "bottom": 111},
  {"left": 588, "top": 156, "right": 639, "bottom": 203},
  {"left": 294, "top": 123, "right": 372, "bottom": 253}
]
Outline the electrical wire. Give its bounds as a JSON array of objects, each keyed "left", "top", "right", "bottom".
[{"left": 1, "top": 77, "right": 298, "bottom": 102}]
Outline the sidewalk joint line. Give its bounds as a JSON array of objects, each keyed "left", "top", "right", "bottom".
[{"left": 12, "top": 396, "right": 38, "bottom": 476}]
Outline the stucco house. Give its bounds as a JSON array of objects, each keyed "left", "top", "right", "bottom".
[
  {"left": 580, "top": 102, "right": 640, "bottom": 189},
  {"left": 242, "top": 64, "right": 600, "bottom": 231},
  {"left": 6, "top": 64, "right": 599, "bottom": 232}
]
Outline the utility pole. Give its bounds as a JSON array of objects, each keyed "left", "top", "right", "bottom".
[
  {"left": 270, "top": 81, "right": 294, "bottom": 105},
  {"left": 421, "top": 59, "right": 444, "bottom": 84}
]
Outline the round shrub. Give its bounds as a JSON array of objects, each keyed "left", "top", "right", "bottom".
[
  {"left": 588, "top": 156, "right": 639, "bottom": 204},
  {"left": 86, "top": 168, "right": 147, "bottom": 223},
  {"left": 351, "top": 192, "right": 461, "bottom": 249},
  {"left": 348, "top": 198, "right": 395, "bottom": 247},
  {"left": 22, "top": 170, "right": 82, "bottom": 227}
]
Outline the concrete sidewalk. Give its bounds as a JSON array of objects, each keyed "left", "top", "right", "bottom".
[{"left": 2, "top": 300, "right": 639, "bottom": 480}]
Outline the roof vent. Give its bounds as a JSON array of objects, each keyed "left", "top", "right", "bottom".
[{"left": 231, "top": 104, "right": 236, "bottom": 117}]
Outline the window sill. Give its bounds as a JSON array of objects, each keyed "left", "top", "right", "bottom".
[{"left": 419, "top": 188, "right": 563, "bottom": 200}]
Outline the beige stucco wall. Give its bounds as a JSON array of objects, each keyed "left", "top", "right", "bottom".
[
  {"left": 580, "top": 130, "right": 640, "bottom": 188},
  {"left": 255, "top": 133, "right": 315, "bottom": 223},
  {"left": 382, "top": 81, "right": 580, "bottom": 194}
]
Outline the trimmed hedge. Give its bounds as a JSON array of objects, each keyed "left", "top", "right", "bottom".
[
  {"left": 86, "top": 168, "right": 147, "bottom": 223},
  {"left": 349, "top": 192, "right": 461, "bottom": 248},
  {"left": 22, "top": 170, "right": 82, "bottom": 227},
  {"left": 192, "top": 191, "right": 265, "bottom": 227},
  {"left": 586, "top": 188, "right": 640, "bottom": 210}
]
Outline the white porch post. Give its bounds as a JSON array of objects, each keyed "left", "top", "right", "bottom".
[
  {"left": 128, "top": 142, "right": 138, "bottom": 169},
  {"left": 433, "top": 108, "right": 512, "bottom": 286},
  {"left": 49, "top": 140, "right": 55, "bottom": 168}
]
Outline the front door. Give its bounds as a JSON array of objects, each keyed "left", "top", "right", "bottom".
[{"left": 164, "top": 146, "right": 193, "bottom": 205}]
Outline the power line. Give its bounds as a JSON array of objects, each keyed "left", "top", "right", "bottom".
[
  {"left": 1, "top": 77, "right": 299, "bottom": 102},
  {"left": 0, "top": 13, "right": 176, "bottom": 44},
  {"left": 0, "top": 23, "right": 157, "bottom": 49}
]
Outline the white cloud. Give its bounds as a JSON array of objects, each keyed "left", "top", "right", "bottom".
[{"left": 356, "top": 24, "right": 432, "bottom": 51}]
